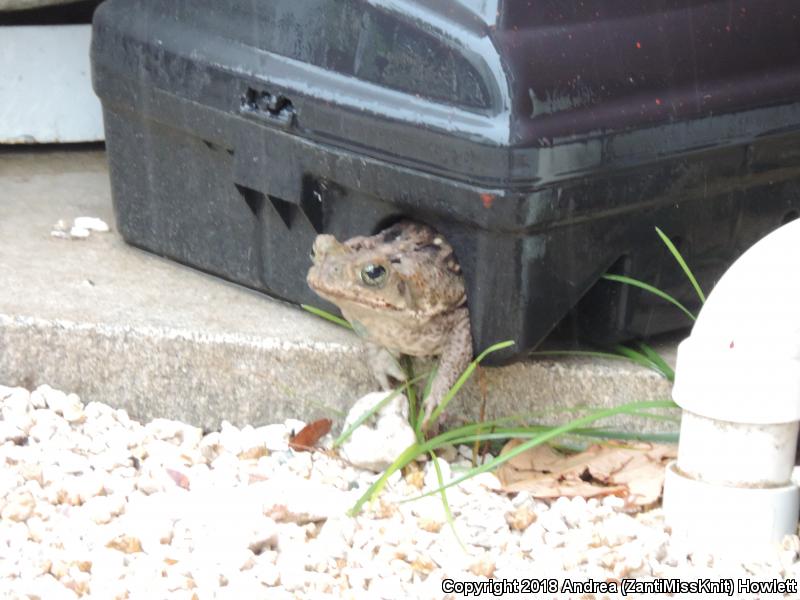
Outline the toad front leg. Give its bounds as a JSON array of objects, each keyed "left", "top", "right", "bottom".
[
  {"left": 422, "top": 308, "right": 473, "bottom": 428},
  {"left": 366, "top": 342, "right": 406, "bottom": 390}
]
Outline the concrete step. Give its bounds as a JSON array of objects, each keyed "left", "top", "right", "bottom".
[{"left": 0, "top": 148, "right": 677, "bottom": 433}]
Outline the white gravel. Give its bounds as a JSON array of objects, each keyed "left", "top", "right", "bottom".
[
  {"left": 1, "top": 383, "right": 798, "bottom": 599},
  {"left": 50, "top": 217, "right": 110, "bottom": 240}
]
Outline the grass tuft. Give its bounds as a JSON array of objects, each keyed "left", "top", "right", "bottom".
[{"left": 349, "top": 399, "right": 676, "bottom": 514}]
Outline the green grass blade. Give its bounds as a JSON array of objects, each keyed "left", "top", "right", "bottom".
[
  {"left": 611, "top": 344, "right": 652, "bottom": 367},
  {"left": 612, "top": 344, "right": 665, "bottom": 375},
  {"left": 560, "top": 429, "right": 679, "bottom": 443},
  {"left": 301, "top": 304, "right": 353, "bottom": 329},
  {"left": 626, "top": 412, "right": 681, "bottom": 425},
  {"left": 404, "top": 398, "right": 673, "bottom": 448},
  {"left": 614, "top": 343, "right": 675, "bottom": 381},
  {"left": 655, "top": 226, "right": 706, "bottom": 304},
  {"left": 413, "top": 365, "right": 439, "bottom": 436},
  {"left": 637, "top": 342, "right": 675, "bottom": 382},
  {"left": 602, "top": 274, "right": 697, "bottom": 321},
  {"left": 434, "top": 408, "right": 680, "bottom": 447},
  {"left": 401, "top": 357, "right": 420, "bottom": 437},
  {"left": 443, "top": 428, "right": 680, "bottom": 448},
  {"left": 349, "top": 441, "right": 422, "bottom": 515},
  {"left": 422, "top": 366, "right": 437, "bottom": 406},
  {"left": 429, "top": 451, "right": 465, "bottom": 550}
]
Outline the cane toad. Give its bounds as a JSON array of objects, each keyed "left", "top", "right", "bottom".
[{"left": 306, "top": 220, "right": 472, "bottom": 425}]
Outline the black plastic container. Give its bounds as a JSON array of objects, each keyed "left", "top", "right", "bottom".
[{"left": 91, "top": 0, "right": 800, "bottom": 362}]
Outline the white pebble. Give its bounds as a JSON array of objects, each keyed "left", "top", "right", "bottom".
[
  {"left": 254, "top": 423, "right": 290, "bottom": 451},
  {"left": 1, "top": 385, "right": 31, "bottom": 417},
  {"left": 339, "top": 391, "right": 416, "bottom": 472},
  {"left": 256, "top": 562, "right": 281, "bottom": 586},
  {"left": 519, "top": 522, "right": 545, "bottom": 552},
  {"left": 0, "top": 421, "right": 28, "bottom": 444},
  {"left": 1, "top": 490, "right": 35, "bottom": 521},
  {"left": 27, "top": 574, "right": 79, "bottom": 600},
  {"left": 423, "top": 457, "right": 453, "bottom": 492},
  {"left": 237, "top": 424, "right": 269, "bottom": 458},
  {"left": 54, "top": 450, "right": 91, "bottom": 475},
  {"left": 603, "top": 494, "right": 626, "bottom": 509},
  {"left": 145, "top": 418, "right": 202, "bottom": 447},
  {"left": 29, "top": 387, "right": 48, "bottom": 409},
  {"left": 69, "top": 226, "right": 91, "bottom": 239},
  {"left": 248, "top": 517, "right": 279, "bottom": 555},
  {"left": 199, "top": 431, "right": 223, "bottom": 462},
  {"left": 58, "top": 472, "right": 106, "bottom": 505},
  {"left": 0, "top": 380, "right": 793, "bottom": 597},
  {"left": 0, "top": 469, "right": 23, "bottom": 496},
  {"left": 73, "top": 216, "right": 110, "bottom": 232},
  {"left": 538, "top": 509, "right": 568, "bottom": 534},
  {"left": 83, "top": 493, "right": 126, "bottom": 524},
  {"left": 219, "top": 420, "right": 243, "bottom": 455}
]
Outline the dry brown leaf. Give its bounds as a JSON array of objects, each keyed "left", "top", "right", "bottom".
[
  {"left": 496, "top": 440, "right": 563, "bottom": 485},
  {"left": 606, "top": 444, "right": 677, "bottom": 504},
  {"left": 504, "top": 476, "right": 628, "bottom": 499},
  {"left": 289, "top": 418, "right": 332, "bottom": 451},
  {"left": 496, "top": 439, "right": 677, "bottom": 505}
]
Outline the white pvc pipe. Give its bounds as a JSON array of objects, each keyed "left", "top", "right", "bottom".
[
  {"left": 664, "top": 217, "right": 800, "bottom": 558},
  {"left": 664, "top": 463, "right": 800, "bottom": 556},
  {"left": 676, "top": 411, "right": 798, "bottom": 487}
]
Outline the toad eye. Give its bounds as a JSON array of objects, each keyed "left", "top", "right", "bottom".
[{"left": 360, "top": 263, "right": 388, "bottom": 287}]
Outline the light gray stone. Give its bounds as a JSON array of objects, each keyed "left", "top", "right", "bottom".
[
  {"left": 1, "top": 385, "right": 31, "bottom": 417},
  {"left": 339, "top": 391, "right": 417, "bottom": 472},
  {"left": 145, "top": 418, "right": 203, "bottom": 448}
]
